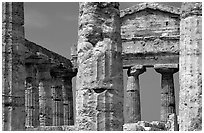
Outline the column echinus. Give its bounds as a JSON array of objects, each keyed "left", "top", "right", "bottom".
[
  {"left": 37, "top": 61, "right": 53, "bottom": 126},
  {"left": 179, "top": 2, "right": 202, "bottom": 131},
  {"left": 50, "top": 65, "right": 76, "bottom": 126},
  {"left": 76, "top": 2, "right": 124, "bottom": 131},
  {"left": 154, "top": 64, "right": 178, "bottom": 123},
  {"left": 125, "top": 65, "right": 146, "bottom": 123},
  {"left": 2, "top": 2, "right": 26, "bottom": 130}
]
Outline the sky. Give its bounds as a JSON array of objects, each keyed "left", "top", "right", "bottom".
[{"left": 24, "top": 2, "right": 181, "bottom": 122}]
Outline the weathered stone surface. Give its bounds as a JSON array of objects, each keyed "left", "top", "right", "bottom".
[
  {"left": 120, "top": 2, "right": 180, "bottom": 18},
  {"left": 155, "top": 64, "right": 178, "bottom": 122},
  {"left": 123, "top": 123, "right": 145, "bottom": 131},
  {"left": 180, "top": 2, "right": 202, "bottom": 18},
  {"left": 144, "top": 127, "right": 163, "bottom": 131},
  {"left": 24, "top": 63, "right": 40, "bottom": 128},
  {"left": 123, "top": 121, "right": 166, "bottom": 131},
  {"left": 179, "top": 2, "right": 202, "bottom": 131},
  {"left": 37, "top": 64, "right": 53, "bottom": 126},
  {"left": 26, "top": 125, "right": 77, "bottom": 131},
  {"left": 3, "top": 2, "right": 202, "bottom": 131},
  {"left": 125, "top": 65, "right": 146, "bottom": 123},
  {"left": 121, "top": 3, "right": 180, "bottom": 68},
  {"left": 50, "top": 65, "right": 75, "bottom": 126},
  {"left": 137, "top": 121, "right": 152, "bottom": 127},
  {"left": 2, "top": 2, "right": 26, "bottom": 131},
  {"left": 51, "top": 80, "right": 63, "bottom": 126},
  {"left": 121, "top": 3, "right": 180, "bottom": 44},
  {"left": 71, "top": 44, "right": 78, "bottom": 70},
  {"left": 165, "top": 113, "right": 179, "bottom": 131},
  {"left": 76, "top": 88, "right": 123, "bottom": 130},
  {"left": 2, "top": 2, "right": 24, "bottom": 25},
  {"left": 2, "top": 2, "right": 76, "bottom": 131},
  {"left": 24, "top": 39, "right": 73, "bottom": 69},
  {"left": 150, "top": 121, "right": 166, "bottom": 130},
  {"left": 76, "top": 2, "right": 124, "bottom": 131},
  {"left": 71, "top": 3, "right": 180, "bottom": 68},
  {"left": 122, "top": 37, "right": 179, "bottom": 54},
  {"left": 62, "top": 125, "right": 77, "bottom": 131},
  {"left": 62, "top": 78, "right": 74, "bottom": 125}
]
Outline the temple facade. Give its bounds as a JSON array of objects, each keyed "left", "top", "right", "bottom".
[{"left": 2, "top": 2, "right": 202, "bottom": 131}]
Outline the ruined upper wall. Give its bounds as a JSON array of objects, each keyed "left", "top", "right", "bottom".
[
  {"left": 120, "top": 3, "right": 180, "bottom": 67},
  {"left": 121, "top": 4, "right": 180, "bottom": 38},
  {"left": 120, "top": 3, "right": 180, "bottom": 17},
  {"left": 121, "top": 2, "right": 180, "bottom": 42},
  {"left": 24, "top": 39, "right": 74, "bottom": 70}
]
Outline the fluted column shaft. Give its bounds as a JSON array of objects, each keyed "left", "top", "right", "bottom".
[
  {"left": 38, "top": 81, "right": 46, "bottom": 126},
  {"left": 125, "top": 65, "right": 146, "bottom": 123},
  {"left": 25, "top": 64, "right": 37, "bottom": 127},
  {"left": 179, "top": 2, "right": 202, "bottom": 131},
  {"left": 37, "top": 64, "right": 52, "bottom": 126},
  {"left": 76, "top": 2, "right": 123, "bottom": 131},
  {"left": 155, "top": 65, "right": 178, "bottom": 122},
  {"left": 62, "top": 78, "right": 74, "bottom": 125},
  {"left": 2, "top": 2, "right": 26, "bottom": 130},
  {"left": 50, "top": 65, "right": 76, "bottom": 126},
  {"left": 25, "top": 80, "right": 34, "bottom": 127},
  {"left": 51, "top": 80, "right": 63, "bottom": 126}
]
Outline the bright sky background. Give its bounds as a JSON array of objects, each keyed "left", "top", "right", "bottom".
[{"left": 24, "top": 2, "right": 181, "bottom": 122}]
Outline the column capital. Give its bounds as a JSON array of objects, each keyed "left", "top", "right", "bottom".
[
  {"left": 127, "top": 65, "right": 146, "bottom": 76},
  {"left": 154, "top": 64, "right": 179, "bottom": 74}
]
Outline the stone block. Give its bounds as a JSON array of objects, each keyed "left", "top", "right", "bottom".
[
  {"left": 166, "top": 113, "right": 178, "bottom": 131},
  {"left": 137, "top": 121, "right": 152, "bottom": 127},
  {"left": 150, "top": 121, "right": 166, "bottom": 130},
  {"left": 123, "top": 123, "right": 145, "bottom": 131},
  {"left": 62, "top": 125, "right": 77, "bottom": 131},
  {"left": 144, "top": 127, "right": 162, "bottom": 131}
]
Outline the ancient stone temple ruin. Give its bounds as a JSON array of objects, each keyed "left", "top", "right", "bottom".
[{"left": 2, "top": 2, "right": 202, "bottom": 131}]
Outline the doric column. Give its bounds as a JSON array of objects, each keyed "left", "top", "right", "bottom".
[
  {"left": 76, "top": 2, "right": 124, "bottom": 131},
  {"left": 51, "top": 80, "right": 63, "bottom": 126},
  {"left": 50, "top": 65, "right": 76, "bottom": 126},
  {"left": 25, "top": 63, "right": 37, "bottom": 128},
  {"left": 179, "top": 2, "right": 202, "bottom": 131},
  {"left": 2, "top": 2, "right": 26, "bottom": 130},
  {"left": 62, "top": 77, "right": 74, "bottom": 125},
  {"left": 37, "top": 63, "right": 52, "bottom": 126},
  {"left": 25, "top": 79, "right": 34, "bottom": 127},
  {"left": 125, "top": 65, "right": 146, "bottom": 123},
  {"left": 154, "top": 64, "right": 178, "bottom": 123}
]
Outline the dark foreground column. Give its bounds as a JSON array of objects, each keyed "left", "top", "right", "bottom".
[
  {"left": 2, "top": 2, "right": 26, "bottom": 130},
  {"left": 179, "top": 2, "right": 202, "bottom": 131},
  {"left": 76, "top": 2, "right": 124, "bottom": 131},
  {"left": 125, "top": 65, "right": 146, "bottom": 123},
  {"left": 155, "top": 64, "right": 178, "bottom": 123}
]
